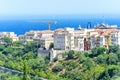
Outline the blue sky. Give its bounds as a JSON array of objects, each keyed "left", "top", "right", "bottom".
[{"left": 0, "top": 0, "right": 120, "bottom": 19}]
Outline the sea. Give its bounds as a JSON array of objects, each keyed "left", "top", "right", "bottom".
[{"left": 0, "top": 18, "right": 120, "bottom": 35}]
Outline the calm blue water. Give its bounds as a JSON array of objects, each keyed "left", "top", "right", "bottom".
[{"left": 0, "top": 19, "right": 120, "bottom": 35}]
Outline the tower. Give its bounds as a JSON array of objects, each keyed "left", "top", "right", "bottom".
[{"left": 87, "top": 22, "right": 91, "bottom": 29}]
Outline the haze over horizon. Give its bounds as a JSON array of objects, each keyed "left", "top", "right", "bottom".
[{"left": 0, "top": 0, "right": 120, "bottom": 20}]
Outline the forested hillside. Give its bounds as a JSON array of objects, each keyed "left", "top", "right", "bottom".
[{"left": 0, "top": 37, "right": 120, "bottom": 80}]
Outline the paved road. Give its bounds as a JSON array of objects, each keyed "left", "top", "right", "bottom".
[{"left": 0, "top": 66, "right": 47, "bottom": 80}]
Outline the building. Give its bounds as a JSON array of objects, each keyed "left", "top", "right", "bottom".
[
  {"left": 25, "top": 30, "right": 39, "bottom": 42},
  {"left": 54, "top": 30, "right": 67, "bottom": 50},
  {"left": 54, "top": 27, "right": 85, "bottom": 51},
  {"left": 0, "top": 32, "right": 18, "bottom": 44},
  {"left": 18, "top": 30, "right": 40, "bottom": 42},
  {"left": 110, "top": 30, "right": 120, "bottom": 45},
  {"left": 88, "top": 28, "right": 120, "bottom": 49},
  {"left": 18, "top": 30, "right": 54, "bottom": 49},
  {"left": 74, "top": 30, "right": 85, "bottom": 51},
  {"left": 94, "top": 23, "right": 118, "bottom": 29},
  {"left": 40, "top": 38, "right": 54, "bottom": 50},
  {"left": 64, "top": 28, "right": 75, "bottom": 50},
  {"left": 38, "top": 30, "right": 54, "bottom": 50},
  {"left": 54, "top": 28, "right": 76, "bottom": 50},
  {"left": 38, "top": 30, "right": 54, "bottom": 39}
]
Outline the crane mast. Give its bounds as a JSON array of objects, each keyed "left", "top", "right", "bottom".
[
  {"left": 29, "top": 20, "right": 58, "bottom": 30},
  {"left": 48, "top": 21, "right": 51, "bottom": 30}
]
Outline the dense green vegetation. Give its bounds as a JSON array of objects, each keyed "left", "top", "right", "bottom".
[
  {"left": 0, "top": 70, "right": 22, "bottom": 80},
  {"left": 0, "top": 37, "right": 67, "bottom": 80},
  {"left": 51, "top": 46, "right": 120, "bottom": 80},
  {"left": 0, "top": 37, "right": 120, "bottom": 80}
]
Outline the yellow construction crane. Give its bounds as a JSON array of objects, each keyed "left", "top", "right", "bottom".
[{"left": 29, "top": 20, "right": 58, "bottom": 30}]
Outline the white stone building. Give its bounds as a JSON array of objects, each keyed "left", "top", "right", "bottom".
[
  {"left": 110, "top": 30, "right": 120, "bottom": 46},
  {"left": 0, "top": 32, "right": 18, "bottom": 43},
  {"left": 38, "top": 30, "right": 54, "bottom": 50},
  {"left": 54, "top": 31, "right": 67, "bottom": 50},
  {"left": 54, "top": 27, "right": 85, "bottom": 51}
]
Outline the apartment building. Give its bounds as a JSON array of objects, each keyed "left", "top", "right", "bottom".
[
  {"left": 110, "top": 30, "right": 120, "bottom": 45},
  {"left": 54, "top": 30, "right": 67, "bottom": 50},
  {"left": 18, "top": 30, "right": 40, "bottom": 42},
  {"left": 40, "top": 38, "right": 54, "bottom": 50},
  {"left": 74, "top": 30, "right": 85, "bottom": 51},
  {"left": 54, "top": 28, "right": 76, "bottom": 50},
  {"left": 64, "top": 28, "right": 75, "bottom": 50},
  {"left": 54, "top": 27, "right": 85, "bottom": 51},
  {"left": 18, "top": 30, "right": 54, "bottom": 49},
  {"left": 0, "top": 32, "right": 18, "bottom": 43},
  {"left": 38, "top": 30, "right": 54, "bottom": 50}
]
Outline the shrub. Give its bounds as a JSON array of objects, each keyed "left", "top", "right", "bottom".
[{"left": 52, "top": 64, "right": 63, "bottom": 73}]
